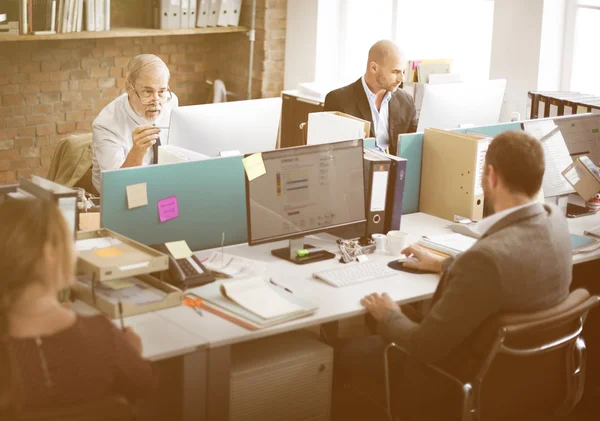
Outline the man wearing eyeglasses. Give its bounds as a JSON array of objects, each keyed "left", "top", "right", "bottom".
[{"left": 91, "top": 54, "right": 178, "bottom": 194}]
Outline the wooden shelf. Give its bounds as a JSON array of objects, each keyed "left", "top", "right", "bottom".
[{"left": 0, "top": 26, "right": 248, "bottom": 42}]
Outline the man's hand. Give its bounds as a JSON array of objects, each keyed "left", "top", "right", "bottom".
[
  {"left": 123, "top": 327, "right": 143, "bottom": 355},
  {"left": 401, "top": 244, "right": 444, "bottom": 273},
  {"left": 360, "top": 292, "right": 400, "bottom": 321},
  {"left": 131, "top": 125, "right": 160, "bottom": 154}
]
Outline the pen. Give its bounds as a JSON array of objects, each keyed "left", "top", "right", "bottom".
[
  {"left": 118, "top": 300, "right": 125, "bottom": 332},
  {"left": 270, "top": 278, "right": 293, "bottom": 294},
  {"left": 296, "top": 248, "right": 325, "bottom": 257}
]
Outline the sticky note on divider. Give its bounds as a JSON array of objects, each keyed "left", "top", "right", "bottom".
[
  {"left": 158, "top": 196, "right": 179, "bottom": 223},
  {"left": 165, "top": 240, "right": 193, "bottom": 259},
  {"left": 242, "top": 153, "right": 266, "bottom": 181},
  {"left": 126, "top": 183, "right": 148, "bottom": 209}
]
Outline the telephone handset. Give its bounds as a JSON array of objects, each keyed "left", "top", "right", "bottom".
[{"left": 150, "top": 243, "right": 215, "bottom": 289}]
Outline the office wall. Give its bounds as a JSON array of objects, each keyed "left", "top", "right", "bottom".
[{"left": 0, "top": 0, "right": 288, "bottom": 185}]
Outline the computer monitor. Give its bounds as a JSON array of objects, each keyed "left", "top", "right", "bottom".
[
  {"left": 168, "top": 98, "right": 282, "bottom": 156},
  {"left": 417, "top": 79, "right": 507, "bottom": 132},
  {"left": 245, "top": 139, "right": 366, "bottom": 265}
]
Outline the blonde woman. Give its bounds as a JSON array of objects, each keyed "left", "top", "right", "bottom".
[{"left": 0, "top": 199, "right": 156, "bottom": 419}]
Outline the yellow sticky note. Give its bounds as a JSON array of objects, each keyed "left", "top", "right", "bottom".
[
  {"left": 103, "top": 279, "right": 134, "bottom": 290},
  {"left": 242, "top": 153, "right": 266, "bottom": 181},
  {"left": 93, "top": 246, "right": 123, "bottom": 258},
  {"left": 79, "top": 213, "right": 100, "bottom": 231},
  {"left": 165, "top": 240, "right": 193, "bottom": 260},
  {"left": 126, "top": 183, "right": 148, "bottom": 209}
]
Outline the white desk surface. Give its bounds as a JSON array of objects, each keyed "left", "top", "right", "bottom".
[
  {"left": 161, "top": 213, "right": 448, "bottom": 349},
  {"left": 71, "top": 300, "right": 208, "bottom": 361}
]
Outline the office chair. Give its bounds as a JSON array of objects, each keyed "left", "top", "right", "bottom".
[
  {"left": 46, "top": 133, "right": 98, "bottom": 196},
  {"left": 17, "top": 395, "right": 136, "bottom": 421},
  {"left": 383, "top": 289, "right": 599, "bottom": 421}
]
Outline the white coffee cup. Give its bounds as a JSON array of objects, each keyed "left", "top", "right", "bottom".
[{"left": 386, "top": 231, "right": 408, "bottom": 256}]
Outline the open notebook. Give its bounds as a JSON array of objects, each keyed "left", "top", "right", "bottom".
[{"left": 194, "top": 277, "right": 318, "bottom": 330}]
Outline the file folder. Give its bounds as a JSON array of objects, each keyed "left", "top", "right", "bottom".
[
  {"left": 207, "top": 0, "right": 220, "bottom": 26},
  {"left": 216, "top": 0, "right": 229, "bottom": 26},
  {"left": 420, "top": 129, "right": 489, "bottom": 221},
  {"left": 229, "top": 0, "right": 241, "bottom": 26},
  {"left": 169, "top": 0, "right": 181, "bottom": 29},
  {"left": 160, "top": 0, "right": 170, "bottom": 28},
  {"left": 180, "top": 0, "right": 189, "bottom": 28},
  {"left": 363, "top": 149, "right": 390, "bottom": 236},
  {"left": 196, "top": 0, "right": 210, "bottom": 27},
  {"left": 188, "top": 0, "right": 197, "bottom": 27},
  {"left": 371, "top": 150, "right": 407, "bottom": 232}
]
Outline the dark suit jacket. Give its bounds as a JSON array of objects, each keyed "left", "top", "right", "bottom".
[
  {"left": 382, "top": 203, "right": 572, "bottom": 419},
  {"left": 324, "top": 78, "right": 418, "bottom": 155}
]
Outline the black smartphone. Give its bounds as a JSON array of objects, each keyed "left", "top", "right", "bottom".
[{"left": 566, "top": 203, "right": 596, "bottom": 218}]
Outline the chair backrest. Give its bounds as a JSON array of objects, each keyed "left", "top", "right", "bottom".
[
  {"left": 472, "top": 289, "right": 599, "bottom": 419},
  {"left": 17, "top": 396, "right": 135, "bottom": 421}
]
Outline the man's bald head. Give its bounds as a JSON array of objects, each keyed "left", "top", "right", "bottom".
[
  {"left": 368, "top": 40, "right": 402, "bottom": 68},
  {"left": 365, "top": 40, "right": 406, "bottom": 93}
]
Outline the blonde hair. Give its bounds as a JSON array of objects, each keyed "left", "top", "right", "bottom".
[
  {"left": 126, "top": 54, "right": 170, "bottom": 88},
  {"left": 0, "top": 199, "right": 74, "bottom": 419}
]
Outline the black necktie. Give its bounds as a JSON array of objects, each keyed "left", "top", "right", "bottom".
[{"left": 152, "top": 127, "right": 162, "bottom": 165}]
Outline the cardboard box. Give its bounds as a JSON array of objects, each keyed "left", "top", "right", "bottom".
[{"left": 562, "top": 156, "right": 600, "bottom": 201}]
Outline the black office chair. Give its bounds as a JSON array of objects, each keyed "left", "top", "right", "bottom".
[{"left": 383, "top": 289, "right": 599, "bottom": 421}]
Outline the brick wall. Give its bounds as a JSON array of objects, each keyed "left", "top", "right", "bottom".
[{"left": 0, "top": 0, "right": 287, "bottom": 185}]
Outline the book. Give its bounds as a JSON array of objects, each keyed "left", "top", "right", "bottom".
[
  {"left": 195, "top": 278, "right": 318, "bottom": 330},
  {"left": 570, "top": 233, "right": 600, "bottom": 254}
]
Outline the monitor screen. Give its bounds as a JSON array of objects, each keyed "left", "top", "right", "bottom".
[{"left": 246, "top": 139, "right": 366, "bottom": 245}]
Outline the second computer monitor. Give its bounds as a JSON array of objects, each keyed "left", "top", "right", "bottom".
[
  {"left": 417, "top": 79, "right": 506, "bottom": 132},
  {"left": 246, "top": 139, "right": 366, "bottom": 264},
  {"left": 167, "top": 98, "right": 282, "bottom": 156}
]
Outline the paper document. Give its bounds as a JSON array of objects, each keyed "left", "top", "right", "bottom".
[
  {"left": 420, "top": 233, "right": 477, "bottom": 255},
  {"left": 523, "top": 120, "right": 575, "bottom": 197},
  {"left": 555, "top": 114, "right": 600, "bottom": 164},
  {"left": 202, "top": 252, "right": 267, "bottom": 278},
  {"left": 370, "top": 171, "right": 388, "bottom": 211},
  {"left": 307, "top": 112, "right": 369, "bottom": 145},
  {"left": 76, "top": 237, "right": 122, "bottom": 252},
  {"left": 474, "top": 139, "right": 491, "bottom": 196},
  {"left": 93, "top": 247, "right": 123, "bottom": 258},
  {"left": 220, "top": 277, "right": 304, "bottom": 319},
  {"left": 76, "top": 276, "right": 166, "bottom": 305}
]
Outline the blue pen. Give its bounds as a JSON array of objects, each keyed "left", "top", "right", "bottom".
[{"left": 269, "top": 278, "right": 293, "bottom": 294}]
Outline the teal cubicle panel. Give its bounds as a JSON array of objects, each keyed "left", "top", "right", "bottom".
[
  {"left": 101, "top": 156, "right": 248, "bottom": 251},
  {"left": 398, "top": 122, "right": 522, "bottom": 214}
]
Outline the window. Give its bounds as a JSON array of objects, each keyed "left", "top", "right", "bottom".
[
  {"left": 568, "top": 0, "right": 600, "bottom": 94},
  {"left": 331, "top": 0, "right": 495, "bottom": 84}
]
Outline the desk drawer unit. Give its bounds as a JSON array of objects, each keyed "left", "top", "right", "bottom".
[{"left": 230, "top": 332, "right": 333, "bottom": 421}]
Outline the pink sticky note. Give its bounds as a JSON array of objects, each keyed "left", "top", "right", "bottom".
[{"left": 157, "top": 196, "right": 179, "bottom": 223}]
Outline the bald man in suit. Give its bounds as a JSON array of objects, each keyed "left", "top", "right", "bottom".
[{"left": 324, "top": 40, "right": 417, "bottom": 155}]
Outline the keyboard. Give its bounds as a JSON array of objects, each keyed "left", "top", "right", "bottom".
[{"left": 312, "top": 261, "right": 398, "bottom": 287}]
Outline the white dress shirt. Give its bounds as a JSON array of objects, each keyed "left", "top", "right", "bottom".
[
  {"left": 361, "top": 76, "right": 392, "bottom": 151},
  {"left": 91, "top": 93, "right": 179, "bottom": 193}
]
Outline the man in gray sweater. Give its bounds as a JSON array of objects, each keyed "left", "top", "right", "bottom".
[{"left": 335, "top": 131, "right": 572, "bottom": 419}]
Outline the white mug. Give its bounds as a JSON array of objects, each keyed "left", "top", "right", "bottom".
[{"left": 386, "top": 231, "right": 408, "bottom": 256}]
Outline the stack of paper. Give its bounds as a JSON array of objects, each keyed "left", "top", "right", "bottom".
[
  {"left": 418, "top": 233, "right": 477, "bottom": 256},
  {"left": 194, "top": 277, "right": 318, "bottom": 330},
  {"left": 201, "top": 251, "right": 267, "bottom": 278}
]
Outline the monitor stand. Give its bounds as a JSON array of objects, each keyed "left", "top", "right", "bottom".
[{"left": 271, "top": 237, "right": 335, "bottom": 265}]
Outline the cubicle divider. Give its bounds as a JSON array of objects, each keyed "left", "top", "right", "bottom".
[
  {"left": 101, "top": 139, "right": 377, "bottom": 251},
  {"left": 398, "top": 122, "right": 522, "bottom": 214}
]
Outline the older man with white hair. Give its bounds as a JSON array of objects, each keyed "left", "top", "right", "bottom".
[{"left": 91, "top": 54, "right": 179, "bottom": 193}]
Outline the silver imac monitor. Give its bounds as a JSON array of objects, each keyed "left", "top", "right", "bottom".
[
  {"left": 245, "top": 139, "right": 366, "bottom": 264},
  {"left": 168, "top": 98, "right": 282, "bottom": 156},
  {"left": 417, "top": 79, "right": 507, "bottom": 132}
]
